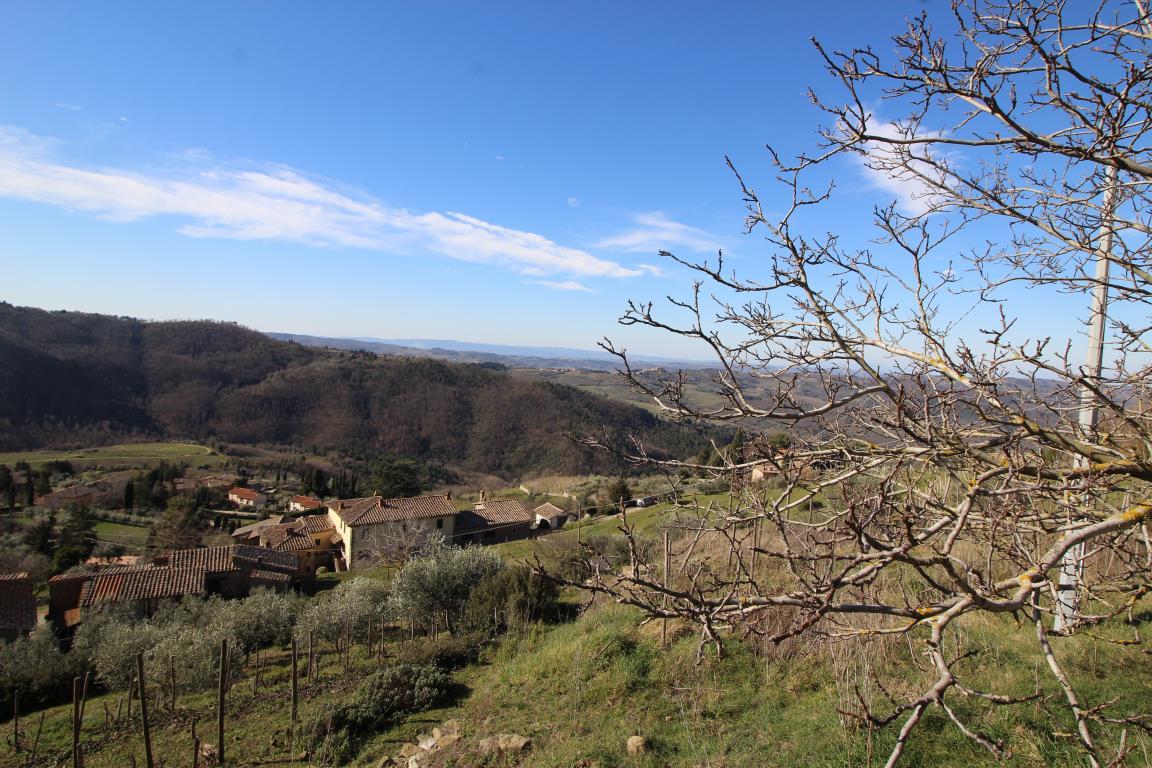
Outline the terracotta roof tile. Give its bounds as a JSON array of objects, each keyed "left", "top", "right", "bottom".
[
  {"left": 290, "top": 495, "right": 324, "bottom": 509},
  {"left": 164, "top": 546, "right": 237, "bottom": 573},
  {"left": 232, "top": 545, "right": 299, "bottom": 573},
  {"left": 299, "top": 514, "right": 335, "bottom": 534},
  {"left": 228, "top": 487, "right": 265, "bottom": 501},
  {"left": 327, "top": 494, "right": 457, "bottom": 526},
  {"left": 533, "top": 502, "right": 568, "bottom": 520},
  {"left": 232, "top": 516, "right": 289, "bottom": 538},
  {"left": 458, "top": 499, "right": 535, "bottom": 531},
  {"left": 79, "top": 568, "right": 206, "bottom": 607},
  {"left": 249, "top": 568, "right": 293, "bottom": 584}
]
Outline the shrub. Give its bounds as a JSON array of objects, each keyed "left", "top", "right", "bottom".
[
  {"left": 394, "top": 632, "right": 485, "bottom": 671},
  {"left": 0, "top": 626, "right": 83, "bottom": 713},
  {"left": 463, "top": 566, "right": 560, "bottom": 636},
  {"left": 309, "top": 663, "right": 452, "bottom": 765}
]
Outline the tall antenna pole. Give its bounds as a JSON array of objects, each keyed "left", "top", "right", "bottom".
[{"left": 1054, "top": 164, "right": 1119, "bottom": 632}]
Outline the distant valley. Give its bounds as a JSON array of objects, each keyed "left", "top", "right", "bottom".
[
  {"left": 266, "top": 332, "right": 718, "bottom": 372},
  {"left": 0, "top": 303, "right": 722, "bottom": 479}
]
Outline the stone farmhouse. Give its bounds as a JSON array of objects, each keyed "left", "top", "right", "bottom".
[
  {"left": 233, "top": 513, "right": 340, "bottom": 576},
  {"left": 288, "top": 494, "right": 324, "bottom": 513},
  {"left": 327, "top": 494, "right": 457, "bottom": 568},
  {"left": 455, "top": 495, "right": 535, "bottom": 545},
  {"left": 228, "top": 486, "right": 268, "bottom": 509},
  {"left": 231, "top": 491, "right": 567, "bottom": 569}
]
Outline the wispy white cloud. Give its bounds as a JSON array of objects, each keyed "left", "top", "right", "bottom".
[
  {"left": 528, "top": 279, "right": 593, "bottom": 292},
  {"left": 566, "top": 196, "right": 580, "bottom": 208},
  {"left": 595, "top": 212, "right": 720, "bottom": 254},
  {"left": 0, "top": 126, "right": 641, "bottom": 279},
  {"left": 55, "top": 102, "right": 82, "bottom": 112},
  {"left": 851, "top": 112, "right": 948, "bottom": 216}
]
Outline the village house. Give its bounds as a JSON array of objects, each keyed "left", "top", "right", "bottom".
[
  {"left": 456, "top": 495, "right": 535, "bottom": 545},
  {"left": 532, "top": 502, "right": 570, "bottom": 531},
  {"left": 231, "top": 515, "right": 291, "bottom": 543},
  {"left": 228, "top": 486, "right": 267, "bottom": 509},
  {"left": 172, "top": 474, "right": 236, "bottom": 495},
  {"left": 249, "top": 514, "right": 339, "bottom": 576},
  {"left": 48, "top": 545, "right": 298, "bottom": 635},
  {"left": 326, "top": 494, "right": 457, "bottom": 567},
  {"left": 36, "top": 482, "right": 113, "bottom": 510},
  {"left": 288, "top": 495, "right": 324, "bottom": 513},
  {"left": 0, "top": 572, "right": 37, "bottom": 640}
]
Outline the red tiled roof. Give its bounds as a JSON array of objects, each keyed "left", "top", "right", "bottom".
[
  {"left": 164, "top": 546, "right": 237, "bottom": 573},
  {"left": 259, "top": 515, "right": 335, "bottom": 552},
  {"left": 249, "top": 568, "right": 292, "bottom": 584},
  {"left": 80, "top": 568, "right": 206, "bottom": 607},
  {"left": 533, "top": 502, "right": 567, "bottom": 520},
  {"left": 290, "top": 495, "right": 324, "bottom": 509},
  {"left": 232, "top": 516, "right": 289, "bottom": 539},
  {"left": 299, "top": 514, "right": 334, "bottom": 534},
  {"left": 476, "top": 499, "right": 534, "bottom": 524},
  {"left": 50, "top": 563, "right": 153, "bottom": 583},
  {"left": 232, "top": 545, "right": 299, "bottom": 573},
  {"left": 458, "top": 499, "right": 535, "bottom": 531},
  {"left": 327, "top": 494, "right": 457, "bottom": 526},
  {"left": 268, "top": 530, "right": 315, "bottom": 552},
  {"left": 228, "top": 487, "right": 265, "bottom": 501},
  {"left": 0, "top": 572, "right": 36, "bottom": 634}
]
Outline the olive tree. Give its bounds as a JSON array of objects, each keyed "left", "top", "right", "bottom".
[{"left": 387, "top": 536, "right": 503, "bottom": 635}]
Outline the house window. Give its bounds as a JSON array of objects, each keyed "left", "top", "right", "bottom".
[{"left": 436, "top": 519, "right": 443, "bottom": 529}]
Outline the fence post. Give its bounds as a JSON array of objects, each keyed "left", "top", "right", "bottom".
[
  {"left": 290, "top": 639, "right": 299, "bottom": 724},
  {"left": 11, "top": 690, "right": 19, "bottom": 755},
  {"left": 217, "top": 638, "right": 228, "bottom": 766},
  {"left": 72, "top": 676, "right": 81, "bottom": 768},
  {"left": 662, "top": 529, "right": 671, "bottom": 649},
  {"left": 135, "top": 655, "right": 154, "bottom": 768}
]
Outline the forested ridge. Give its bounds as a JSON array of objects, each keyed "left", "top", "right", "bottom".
[{"left": 0, "top": 303, "right": 715, "bottom": 477}]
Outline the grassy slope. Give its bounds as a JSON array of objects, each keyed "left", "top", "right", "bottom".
[
  {"left": 0, "top": 442, "right": 224, "bottom": 469},
  {"left": 6, "top": 505, "right": 1150, "bottom": 768}
]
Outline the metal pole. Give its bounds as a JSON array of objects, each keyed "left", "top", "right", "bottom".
[{"left": 1055, "top": 165, "right": 1119, "bottom": 633}]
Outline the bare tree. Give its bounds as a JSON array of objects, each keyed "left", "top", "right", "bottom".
[{"left": 561, "top": 2, "right": 1152, "bottom": 765}]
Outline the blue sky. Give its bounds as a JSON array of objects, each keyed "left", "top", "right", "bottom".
[{"left": 0, "top": 1, "right": 1092, "bottom": 359}]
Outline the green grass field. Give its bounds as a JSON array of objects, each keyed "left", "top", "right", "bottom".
[
  {"left": 92, "top": 520, "right": 151, "bottom": 548},
  {"left": 0, "top": 442, "right": 224, "bottom": 469}
]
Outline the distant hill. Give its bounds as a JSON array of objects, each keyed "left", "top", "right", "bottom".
[
  {"left": 0, "top": 304, "right": 719, "bottom": 478},
  {"left": 266, "top": 332, "right": 718, "bottom": 372}
]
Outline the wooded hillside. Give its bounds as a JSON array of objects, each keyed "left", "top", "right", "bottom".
[{"left": 0, "top": 303, "right": 716, "bottom": 477}]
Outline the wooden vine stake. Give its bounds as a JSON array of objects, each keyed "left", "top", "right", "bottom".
[
  {"left": 662, "top": 529, "right": 671, "bottom": 649},
  {"left": 71, "top": 676, "right": 81, "bottom": 768},
  {"left": 290, "top": 638, "right": 299, "bottom": 724},
  {"left": 11, "top": 690, "right": 19, "bottom": 755},
  {"left": 217, "top": 638, "right": 228, "bottom": 766},
  {"left": 135, "top": 655, "right": 154, "bottom": 768}
]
